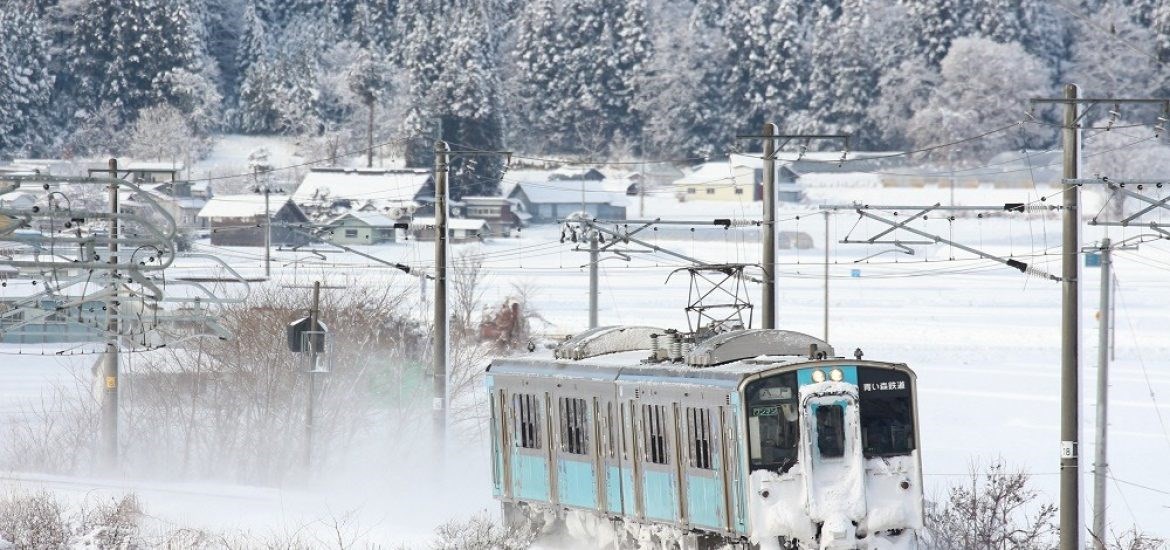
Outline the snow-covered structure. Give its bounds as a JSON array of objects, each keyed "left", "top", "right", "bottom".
[
  {"left": 196, "top": 194, "right": 309, "bottom": 247},
  {"left": 461, "top": 195, "right": 526, "bottom": 237},
  {"left": 291, "top": 167, "right": 431, "bottom": 220},
  {"left": 507, "top": 180, "right": 626, "bottom": 223},
  {"left": 408, "top": 216, "right": 488, "bottom": 243},
  {"left": 322, "top": 211, "right": 398, "bottom": 245}
]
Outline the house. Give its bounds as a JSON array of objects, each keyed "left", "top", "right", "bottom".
[
  {"left": 461, "top": 196, "right": 525, "bottom": 237},
  {"left": 549, "top": 167, "right": 606, "bottom": 182},
  {"left": 0, "top": 280, "right": 104, "bottom": 344},
  {"left": 292, "top": 167, "right": 431, "bottom": 220},
  {"left": 507, "top": 180, "right": 627, "bottom": 223},
  {"left": 409, "top": 217, "right": 488, "bottom": 243},
  {"left": 196, "top": 194, "right": 310, "bottom": 247},
  {"left": 323, "top": 211, "right": 398, "bottom": 245},
  {"left": 121, "top": 180, "right": 213, "bottom": 231},
  {"left": 673, "top": 157, "right": 805, "bottom": 202},
  {"left": 0, "top": 190, "right": 37, "bottom": 210}
]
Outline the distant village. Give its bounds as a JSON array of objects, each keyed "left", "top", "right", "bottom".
[{"left": 0, "top": 149, "right": 1063, "bottom": 250}]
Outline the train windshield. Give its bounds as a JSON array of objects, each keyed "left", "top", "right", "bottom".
[
  {"left": 858, "top": 368, "right": 916, "bottom": 457},
  {"left": 745, "top": 372, "right": 800, "bottom": 473}
]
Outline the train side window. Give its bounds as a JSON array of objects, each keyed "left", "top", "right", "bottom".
[
  {"left": 685, "top": 407, "right": 713, "bottom": 470},
  {"left": 514, "top": 393, "right": 541, "bottom": 450},
  {"left": 559, "top": 397, "right": 589, "bottom": 455},
  {"left": 643, "top": 404, "right": 669, "bottom": 465},
  {"left": 815, "top": 405, "right": 846, "bottom": 459}
]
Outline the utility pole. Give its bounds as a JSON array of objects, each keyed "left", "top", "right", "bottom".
[
  {"left": 101, "top": 157, "right": 120, "bottom": 467},
  {"left": 433, "top": 140, "right": 450, "bottom": 462},
  {"left": 736, "top": 130, "right": 849, "bottom": 330},
  {"left": 1028, "top": 91, "right": 1168, "bottom": 550},
  {"left": 305, "top": 280, "right": 321, "bottom": 469},
  {"left": 1059, "top": 85, "right": 1081, "bottom": 550},
  {"left": 264, "top": 186, "right": 271, "bottom": 278},
  {"left": 588, "top": 231, "right": 599, "bottom": 328},
  {"left": 366, "top": 100, "right": 375, "bottom": 168},
  {"left": 823, "top": 210, "right": 830, "bottom": 343},
  {"left": 761, "top": 123, "right": 777, "bottom": 329},
  {"left": 1092, "top": 238, "right": 1111, "bottom": 550}
]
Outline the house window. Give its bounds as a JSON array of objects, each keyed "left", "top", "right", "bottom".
[
  {"left": 559, "top": 397, "right": 589, "bottom": 455},
  {"left": 734, "top": 187, "right": 744, "bottom": 195},
  {"left": 514, "top": 394, "right": 542, "bottom": 449},
  {"left": 706, "top": 188, "right": 716, "bottom": 195},
  {"left": 685, "top": 407, "right": 714, "bottom": 470},
  {"left": 643, "top": 404, "right": 669, "bottom": 465},
  {"left": 344, "top": 229, "right": 358, "bottom": 238},
  {"left": 687, "top": 188, "right": 696, "bottom": 195}
]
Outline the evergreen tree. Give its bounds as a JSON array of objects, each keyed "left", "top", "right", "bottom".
[
  {"left": 402, "top": 1, "right": 506, "bottom": 196},
  {"left": 0, "top": 1, "right": 55, "bottom": 156},
  {"left": 902, "top": 0, "right": 971, "bottom": 66},
  {"left": 800, "top": 0, "right": 880, "bottom": 142},
  {"left": 69, "top": 0, "right": 208, "bottom": 122},
  {"left": 509, "top": 0, "right": 562, "bottom": 152},
  {"left": 971, "top": 0, "right": 1026, "bottom": 44},
  {"left": 235, "top": 0, "right": 268, "bottom": 95},
  {"left": 724, "top": 0, "right": 806, "bottom": 130}
]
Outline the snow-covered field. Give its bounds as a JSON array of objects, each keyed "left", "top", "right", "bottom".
[{"left": 2, "top": 186, "right": 1168, "bottom": 543}]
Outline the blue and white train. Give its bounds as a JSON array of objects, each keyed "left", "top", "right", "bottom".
[{"left": 486, "top": 327, "right": 924, "bottom": 549}]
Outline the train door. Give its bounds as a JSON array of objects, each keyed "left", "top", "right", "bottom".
[
  {"left": 680, "top": 404, "right": 728, "bottom": 531},
  {"left": 554, "top": 394, "right": 598, "bottom": 510},
  {"left": 509, "top": 392, "right": 552, "bottom": 503},
  {"left": 492, "top": 388, "right": 512, "bottom": 499},
  {"left": 637, "top": 402, "right": 681, "bottom": 523},
  {"left": 803, "top": 394, "right": 867, "bottom": 539},
  {"left": 623, "top": 400, "right": 641, "bottom": 519},
  {"left": 597, "top": 399, "right": 624, "bottom": 515}
]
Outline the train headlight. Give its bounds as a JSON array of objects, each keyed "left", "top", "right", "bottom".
[
  {"left": 829, "top": 368, "right": 844, "bottom": 382},
  {"left": 811, "top": 369, "right": 826, "bottom": 383}
]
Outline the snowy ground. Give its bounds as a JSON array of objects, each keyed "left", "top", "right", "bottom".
[{"left": 2, "top": 186, "right": 1169, "bottom": 543}]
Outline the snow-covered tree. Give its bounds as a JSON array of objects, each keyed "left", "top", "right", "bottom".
[
  {"left": 724, "top": 0, "right": 806, "bottom": 130},
  {"left": 1068, "top": 2, "right": 1159, "bottom": 97},
  {"left": 871, "top": 57, "right": 939, "bottom": 150},
  {"left": 0, "top": 1, "right": 55, "bottom": 156},
  {"left": 907, "top": 37, "right": 1054, "bottom": 159},
  {"left": 798, "top": 1, "right": 883, "bottom": 143},
  {"left": 69, "top": 0, "right": 209, "bottom": 122},
  {"left": 128, "top": 104, "right": 199, "bottom": 163},
  {"left": 235, "top": 0, "right": 269, "bottom": 95},
  {"left": 509, "top": 0, "right": 562, "bottom": 152},
  {"left": 902, "top": 0, "right": 971, "bottom": 66},
  {"left": 635, "top": 8, "right": 730, "bottom": 158},
  {"left": 347, "top": 47, "right": 392, "bottom": 166}
]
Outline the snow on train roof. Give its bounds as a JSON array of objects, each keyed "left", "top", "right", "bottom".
[{"left": 489, "top": 348, "right": 818, "bottom": 387}]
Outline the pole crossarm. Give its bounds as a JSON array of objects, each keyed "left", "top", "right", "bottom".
[
  {"left": 819, "top": 203, "right": 1061, "bottom": 213},
  {"left": 842, "top": 207, "right": 1062, "bottom": 281}
]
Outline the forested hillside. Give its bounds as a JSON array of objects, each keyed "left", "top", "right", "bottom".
[{"left": 2, "top": 0, "right": 1168, "bottom": 195}]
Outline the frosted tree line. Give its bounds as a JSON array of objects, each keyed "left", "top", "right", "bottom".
[{"left": 2, "top": 0, "right": 1170, "bottom": 192}]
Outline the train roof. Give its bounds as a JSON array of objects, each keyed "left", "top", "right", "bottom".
[{"left": 490, "top": 352, "right": 907, "bottom": 391}]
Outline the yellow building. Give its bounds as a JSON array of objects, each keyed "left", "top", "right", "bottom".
[{"left": 672, "top": 160, "right": 804, "bottom": 202}]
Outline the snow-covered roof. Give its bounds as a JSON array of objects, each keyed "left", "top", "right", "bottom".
[
  {"left": 293, "top": 168, "right": 430, "bottom": 204},
  {"left": 510, "top": 180, "right": 624, "bottom": 205},
  {"left": 329, "top": 211, "right": 398, "bottom": 228},
  {"left": 673, "top": 162, "right": 749, "bottom": 186},
  {"left": 124, "top": 161, "right": 184, "bottom": 172},
  {"left": 197, "top": 194, "right": 290, "bottom": 219},
  {"left": 409, "top": 217, "right": 487, "bottom": 231}
]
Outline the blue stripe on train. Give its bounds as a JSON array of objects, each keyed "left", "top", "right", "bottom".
[
  {"left": 607, "top": 465, "right": 623, "bottom": 514},
  {"left": 686, "top": 474, "right": 725, "bottom": 529},
  {"left": 643, "top": 469, "right": 678, "bottom": 521},
  {"left": 512, "top": 453, "right": 550, "bottom": 502},
  {"left": 557, "top": 458, "right": 597, "bottom": 509},
  {"left": 797, "top": 365, "right": 858, "bottom": 386}
]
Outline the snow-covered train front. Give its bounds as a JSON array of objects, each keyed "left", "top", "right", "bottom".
[{"left": 486, "top": 327, "right": 923, "bottom": 549}]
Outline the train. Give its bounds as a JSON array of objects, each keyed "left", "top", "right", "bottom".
[{"left": 485, "top": 326, "right": 924, "bottom": 549}]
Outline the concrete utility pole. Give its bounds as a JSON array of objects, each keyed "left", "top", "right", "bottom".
[
  {"left": 823, "top": 210, "right": 830, "bottom": 343},
  {"left": 1059, "top": 85, "right": 1081, "bottom": 550},
  {"left": 101, "top": 157, "right": 120, "bottom": 467},
  {"left": 761, "top": 123, "right": 777, "bottom": 330},
  {"left": 264, "top": 186, "right": 271, "bottom": 278},
  {"left": 433, "top": 140, "right": 450, "bottom": 461},
  {"left": 1028, "top": 92, "right": 1169, "bottom": 550},
  {"left": 305, "top": 280, "right": 321, "bottom": 469},
  {"left": 588, "top": 231, "right": 599, "bottom": 328},
  {"left": 1092, "top": 238, "right": 1111, "bottom": 550}
]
